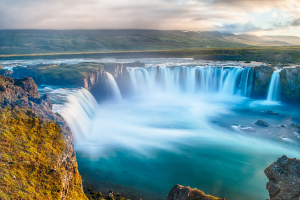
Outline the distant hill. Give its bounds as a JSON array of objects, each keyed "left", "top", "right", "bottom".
[{"left": 0, "top": 29, "right": 299, "bottom": 55}]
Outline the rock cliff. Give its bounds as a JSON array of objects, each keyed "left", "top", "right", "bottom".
[
  {"left": 280, "top": 67, "right": 300, "bottom": 103},
  {"left": 251, "top": 65, "right": 274, "bottom": 98},
  {"left": 166, "top": 184, "right": 225, "bottom": 200},
  {"left": 0, "top": 62, "right": 131, "bottom": 101},
  {"left": 0, "top": 76, "right": 87, "bottom": 199},
  {"left": 265, "top": 155, "right": 300, "bottom": 200}
]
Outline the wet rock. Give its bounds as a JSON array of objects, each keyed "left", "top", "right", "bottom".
[
  {"left": 251, "top": 65, "right": 274, "bottom": 99},
  {"left": 264, "top": 155, "right": 300, "bottom": 200},
  {"left": 107, "top": 192, "right": 114, "bottom": 199},
  {"left": 291, "top": 123, "right": 300, "bottom": 129},
  {"left": 166, "top": 184, "right": 225, "bottom": 200},
  {"left": 280, "top": 67, "right": 300, "bottom": 103},
  {"left": 0, "top": 83, "right": 6, "bottom": 92},
  {"left": 266, "top": 110, "right": 279, "bottom": 115},
  {"left": 255, "top": 120, "right": 269, "bottom": 127},
  {"left": 281, "top": 125, "right": 286, "bottom": 128}
]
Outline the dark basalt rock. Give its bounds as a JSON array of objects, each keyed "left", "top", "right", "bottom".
[
  {"left": 266, "top": 110, "right": 279, "bottom": 115},
  {"left": 251, "top": 65, "right": 274, "bottom": 99},
  {"left": 291, "top": 123, "right": 300, "bottom": 129},
  {"left": 255, "top": 120, "right": 269, "bottom": 127},
  {"left": 166, "top": 184, "right": 225, "bottom": 200},
  {"left": 265, "top": 155, "right": 300, "bottom": 200}
]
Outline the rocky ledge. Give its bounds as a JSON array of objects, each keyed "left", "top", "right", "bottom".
[
  {"left": 166, "top": 185, "right": 225, "bottom": 200},
  {"left": 0, "top": 76, "right": 87, "bottom": 199},
  {"left": 265, "top": 155, "right": 300, "bottom": 200},
  {"left": 0, "top": 62, "right": 130, "bottom": 101}
]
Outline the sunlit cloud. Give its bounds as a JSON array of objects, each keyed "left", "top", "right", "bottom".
[{"left": 0, "top": 0, "right": 299, "bottom": 36}]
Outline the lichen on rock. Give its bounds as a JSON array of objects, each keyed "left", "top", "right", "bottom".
[
  {"left": 265, "top": 155, "right": 300, "bottom": 200},
  {"left": 0, "top": 75, "right": 87, "bottom": 199}
]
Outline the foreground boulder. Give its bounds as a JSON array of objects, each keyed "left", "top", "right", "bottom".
[
  {"left": 0, "top": 76, "right": 87, "bottom": 199},
  {"left": 166, "top": 184, "right": 225, "bottom": 200},
  {"left": 265, "top": 155, "right": 300, "bottom": 200}
]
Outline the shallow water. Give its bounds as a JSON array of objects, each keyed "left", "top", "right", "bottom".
[{"left": 33, "top": 59, "right": 300, "bottom": 200}]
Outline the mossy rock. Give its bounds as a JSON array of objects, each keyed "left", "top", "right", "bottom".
[{"left": 255, "top": 120, "right": 269, "bottom": 127}]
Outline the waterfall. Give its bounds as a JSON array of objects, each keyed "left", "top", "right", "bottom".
[
  {"left": 55, "top": 88, "right": 98, "bottom": 145},
  {"left": 128, "top": 66, "right": 254, "bottom": 97},
  {"left": 267, "top": 68, "right": 282, "bottom": 101},
  {"left": 106, "top": 72, "right": 122, "bottom": 101}
]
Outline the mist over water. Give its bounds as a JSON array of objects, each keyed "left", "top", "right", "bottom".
[{"left": 37, "top": 60, "right": 300, "bottom": 200}]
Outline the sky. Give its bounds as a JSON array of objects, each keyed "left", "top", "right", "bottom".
[{"left": 0, "top": 0, "right": 300, "bottom": 36}]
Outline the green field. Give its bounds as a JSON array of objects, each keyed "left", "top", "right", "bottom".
[
  {"left": 1, "top": 30, "right": 300, "bottom": 64},
  {"left": 1, "top": 29, "right": 299, "bottom": 55}
]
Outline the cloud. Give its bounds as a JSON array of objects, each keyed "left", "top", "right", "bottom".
[
  {"left": 0, "top": 0, "right": 299, "bottom": 36},
  {"left": 291, "top": 18, "right": 300, "bottom": 26},
  {"left": 221, "top": 23, "right": 261, "bottom": 33}
]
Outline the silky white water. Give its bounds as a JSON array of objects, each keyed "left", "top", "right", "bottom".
[
  {"left": 267, "top": 68, "right": 282, "bottom": 101},
  {"left": 127, "top": 66, "right": 253, "bottom": 97},
  {"left": 36, "top": 61, "right": 300, "bottom": 200}
]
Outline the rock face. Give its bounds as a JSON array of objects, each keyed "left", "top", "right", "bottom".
[
  {"left": 251, "top": 65, "right": 274, "bottom": 99},
  {"left": 166, "top": 185, "right": 225, "bottom": 200},
  {"left": 0, "top": 75, "right": 87, "bottom": 199},
  {"left": 83, "top": 65, "right": 106, "bottom": 90},
  {"left": 265, "top": 155, "right": 300, "bottom": 200},
  {"left": 280, "top": 67, "right": 300, "bottom": 103}
]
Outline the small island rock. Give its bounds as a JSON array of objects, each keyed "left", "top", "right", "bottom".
[{"left": 255, "top": 120, "right": 269, "bottom": 127}]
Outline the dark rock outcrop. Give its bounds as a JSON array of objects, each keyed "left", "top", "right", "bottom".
[
  {"left": 1, "top": 62, "right": 131, "bottom": 101},
  {"left": 166, "top": 185, "right": 225, "bottom": 200},
  {"left": 265, "top": 155, "right": 300, "bottom": 200},
  {"left": 280, "top": 67, "right": 300, "bottom": 103},
  {"left": 251, "top": 65, "right": 274, "bottom": 99},
  {"left": 0, "top": 75, "right": 87, "bottom": 199},
  {"left": 123, "top": 61, "right": 146, "bottom": 67},
  {"left": 255, "top": 120, "right": 269, "bottom": 127},
  {"left": 266, "top": 110, "right": 279, "bottom": 115}
]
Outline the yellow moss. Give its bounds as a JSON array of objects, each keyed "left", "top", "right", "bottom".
[{"left": 0, "top": 107, "right": 87, "bottom": 200}]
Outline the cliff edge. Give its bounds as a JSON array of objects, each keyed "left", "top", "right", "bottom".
[{"left": 0, "top": 76, "right": 87, "bottom": 199}]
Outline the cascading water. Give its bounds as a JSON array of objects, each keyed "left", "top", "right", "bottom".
[
  {"left": 47, "top": 61, "right": 300, "bottom": 200},
  {"left": 267, "top": 68, "right": 282, "bottom": 101},
  {"left": 54, "top": 88, "right": 98, "bottom": 145},
  {"left": 128, "top": 66, "right": 254, "bottom": 97},
  {"left": 106, "top": 72, "right": 122, "bottom": 101}
]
